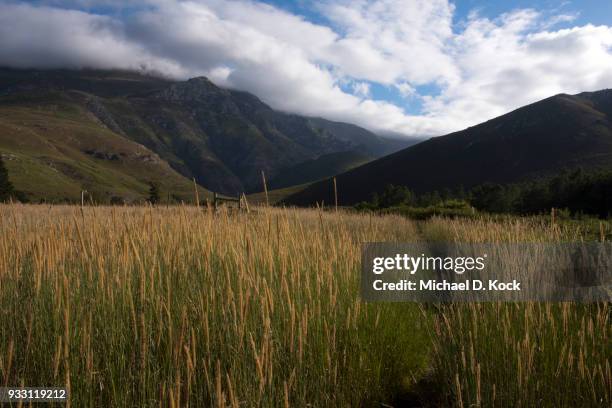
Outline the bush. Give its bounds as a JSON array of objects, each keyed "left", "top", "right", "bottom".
[
  {"left": 148, "top": 182, "right": 160, "bottom": 205},
  {"left": 383, "top": 200, "right": 476, "bottom": 220},
  {"left": 110, "top": 196, "right": 126, "bottom": 206},
  {"left": 371, "top": 184, "right": 416, "bottom": 208},
  {"left": 0, "top": 155, "right": 15, "bottom": 201}
]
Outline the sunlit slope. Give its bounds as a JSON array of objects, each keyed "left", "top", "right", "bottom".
[{"left": 0, "top": 95, "right": 210, "bottom": 202}]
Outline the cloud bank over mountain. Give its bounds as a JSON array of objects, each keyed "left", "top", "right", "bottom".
[{"left": 1, "top": 0, "right": 611, "bottom": 137}]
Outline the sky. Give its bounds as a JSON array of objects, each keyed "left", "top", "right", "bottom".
[{"left": 0, "top": 1, "right": 611, "bottom": 138}]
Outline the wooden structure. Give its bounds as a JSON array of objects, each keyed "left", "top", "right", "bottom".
[{"left": 213, "top": 192, "right": 244, "bottom": 211}]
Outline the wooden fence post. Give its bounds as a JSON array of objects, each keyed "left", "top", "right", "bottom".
[
  {"left": 242, "top": 193, "right": 250, "bottom": 213},
  {"left": 551, "top": 207, "right": 556, "bottom": 225},
  {"left": 193, "top": 178, "right": 200, "bottom": 207},
  {"left": 262, "top": 170, "right": 269, "bottom": 206},
  {"left": 333, "top": 177, "right": 338, "bottom": 212}
]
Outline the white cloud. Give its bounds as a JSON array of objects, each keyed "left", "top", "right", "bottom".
[
  {"left": 396, "top": 82, "right": 417, "bottom": 99},
  {"left": 0, "top": 0, "right": 611, "bottom": 139},
  {"left": 541, "top": 12, "right": 579, "bottom": 30},
  {"left": 351, "top": 81, "right": 371, "bottom": 98},
  {"left": 421, "top": 13, "right": 612, "bottom": 135},
  {"left": 318, "top": 0, "right": 458, "bottom": 85},
  {"left": 0, "top": 2, "right": 188, "bottom": 76}
]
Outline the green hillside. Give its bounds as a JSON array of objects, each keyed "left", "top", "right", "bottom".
[{"left": 0, "top": 93, "right": 210, "bottom": 203}]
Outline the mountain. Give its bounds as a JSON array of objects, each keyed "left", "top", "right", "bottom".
[
  {"left": 0, "top": 68, "right": 407, "bottom": 199},
  {"left": 268, "top": 150, "right": 373, "bottom": 190},
  {"left": 284, "top": 89, "right": 612, "bottom": 206},
  {"left": 0, "top": 96, "right": 210, "bottom": 203}
]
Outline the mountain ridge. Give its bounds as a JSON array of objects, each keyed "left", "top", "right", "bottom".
[
  {"left": 0, "top": 68, "right": 409, "bottom": 199},
  {"left": 283, "top": 89, "right": 612, "bottom": 206}
]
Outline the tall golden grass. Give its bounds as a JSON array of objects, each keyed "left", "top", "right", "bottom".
[
  {"left": 421, "top": 217, "right": 610, "bottom": 407},
  {"left": 0, "top": 205, "right": 609, "bottom": 406},
  {"left": 0, "top": 205, "right": 428, "bottom": 407}
]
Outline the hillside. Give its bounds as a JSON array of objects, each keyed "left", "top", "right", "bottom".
[
  {"left": 284, "top": 89, "right": 612, "bottom": 206},
  {"left": 247, "top": 183, "right": 312, "bottom": 205},
  {"left": 0, "top": 68, "right": 406, "bottom": 197},
  {"left": 268, "top": 150, "right": 372, "bottom": 190},
  {"left": 0, "top": 99, "right": 210, "bottom": 203}
]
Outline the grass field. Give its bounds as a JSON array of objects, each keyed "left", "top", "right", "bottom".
[{"left": 0, "top": 204, "right": 609, "bottom": 407}]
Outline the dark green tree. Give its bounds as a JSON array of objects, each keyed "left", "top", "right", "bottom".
[
  {"left": 418, "top": 190, "right": 443, "bottom": 207},
  {"left": 377, "top": 184, "right": 415, "bottom": 208},
  {"left": 0, "top": 156, "right": 14, "bottom": 201},
  {"left": 471, "top": 183, "right": 517, "bottom": 213},
  {"left": 148, "top": 182, "right": 160, "bottom": 205}
]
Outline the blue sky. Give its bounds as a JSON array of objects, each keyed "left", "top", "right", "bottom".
[
  {"left": 2, "top": 0, "right": 612, "bottom": 137},
  {"left": 261, "top": 0, "right": 611, "bottom": 27},
  {"left": 452, "top": 0, "right": 611, "bottom": 26}
]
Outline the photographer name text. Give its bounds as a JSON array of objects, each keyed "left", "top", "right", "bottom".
[
  {"left": 372, "top": 279, "right": 521, "bottom": 291},
  {"left": 371, "top": 254, "right": 521, "bottom": 292}
]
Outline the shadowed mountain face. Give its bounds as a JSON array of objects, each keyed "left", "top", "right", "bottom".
[
  {"left": 268, "top": 150, "right": 373, "bottom": 190},
  {"left": 284, "top": 90, "right": 612, "bottom": 206},
  {"left": 0, "top": 68, "right": 407, "bottom": 196}
]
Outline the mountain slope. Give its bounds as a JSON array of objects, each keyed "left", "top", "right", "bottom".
[
  {"left": 0, "top": 68, "right": 407, "bottom": 195},
  {"left": 284, "top": 89, "right": 612, "bottom": 206},
  {"left": 0, "top": 96, "right": 211, "bottom": 203},
  {"left": 268, "top": 150, "right": 373, "bottom": 190}
]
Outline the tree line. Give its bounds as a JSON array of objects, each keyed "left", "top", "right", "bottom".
[
  {"left": 470, "top": 168, "right": 612, "bottom": 217},
  {"left": 357, "top": 168, "right": 612, "bottom": 218}
]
